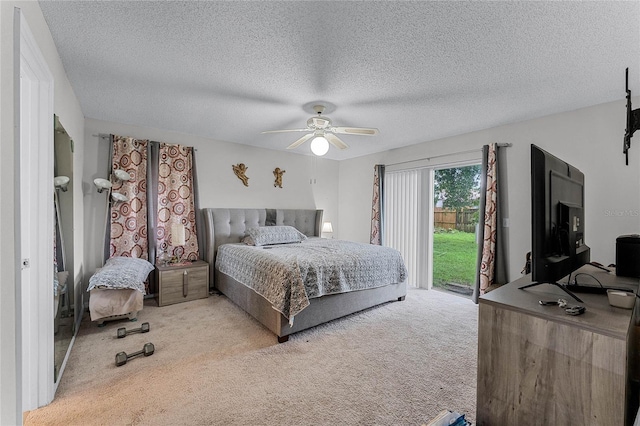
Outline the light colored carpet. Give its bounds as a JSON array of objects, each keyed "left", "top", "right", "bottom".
[{"left": 24, "top": 288, "right": 478, "bottom": 426}]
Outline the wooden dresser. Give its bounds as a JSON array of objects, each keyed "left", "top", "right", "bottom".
[
  {"left": 156, "top": 260, "right": 209, "bottom": 307},
  {"left": 477, "top": 264, "right": 640, "bottom": 426}
]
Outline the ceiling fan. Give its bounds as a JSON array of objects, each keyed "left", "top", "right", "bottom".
[{"left": 261, "top": 105, "right": 379, "bottom": 156}]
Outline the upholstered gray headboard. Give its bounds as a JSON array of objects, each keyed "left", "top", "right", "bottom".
[{"left": 202, "top": 208, "right": 323, "bottom": 287}]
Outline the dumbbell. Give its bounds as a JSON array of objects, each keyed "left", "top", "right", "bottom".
[
  {"left": 117, "top": 322, "right": 150, "bottom": 338},
  {"left": 115, "top": 342, "right": 155, "bottom": 367}
]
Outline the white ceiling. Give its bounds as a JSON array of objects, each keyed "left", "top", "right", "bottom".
[{"left": 38, "top": 1, "right": 640, "bottom": 160}]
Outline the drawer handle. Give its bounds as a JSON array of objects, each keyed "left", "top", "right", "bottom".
[{"left": 183, "top": 270, "right": 188, "bottom": 297}]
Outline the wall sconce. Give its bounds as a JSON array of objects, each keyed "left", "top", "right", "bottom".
[
  {"left": 322, "top": 221, "right": 334, "bottom": 238},
  {"left": 111, "top": 170, "right": 130, "bottom": 203},
  {"left": 93, "top": 178, "right": 112, "bottom": 193},
  {"left": 95, "top": 168, "right": 129, "bottom": 265},
  {"left": 54, "top": 175, "right": 70, "bottom": 192},
  {"left": 111, "top": 192, "right": 129, "bottom": 203},
  {"left": 113, "top": 169, "right": 130, "bottom": 181},
  {"left": 94, "top": 168, "right": 129, "bottom": 193}
]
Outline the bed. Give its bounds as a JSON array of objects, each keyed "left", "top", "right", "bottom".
[
  {"left": 203, "top": 208, "right": 408, "bottom": 342},
  {"left": 87, "top": 256, "right": 154, "bottom": 326}
]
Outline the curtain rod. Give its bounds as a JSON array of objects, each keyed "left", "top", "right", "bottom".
[
  {"left": 385, "top": 143, "right": 511, "bottom": 167},
  {"left": 93, "top": 133, "right": 197, "bottom": 151}
]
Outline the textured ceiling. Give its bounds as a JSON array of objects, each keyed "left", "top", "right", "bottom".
[{"left": 39, "top": 1, "right": 640, "bottom": 160}]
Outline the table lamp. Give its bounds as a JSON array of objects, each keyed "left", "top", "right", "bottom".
[{"left": 322, "top": 221, "right": 333, "bottom": 239}]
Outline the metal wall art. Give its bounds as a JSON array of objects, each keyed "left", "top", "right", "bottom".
[
  {"left": 273, "top": 167, "right": 285, "bottom": 188},
  {"left": 232, "top": 163, "right": 249, "bottom": 186},
  {"left": 231, "top": 164, "right": 288, "bottom": 188}
]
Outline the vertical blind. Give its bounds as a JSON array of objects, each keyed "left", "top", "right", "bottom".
[
  {"left": 383, "top": 169, "right": 421, "bottom": 287},
  {"left": 383, "top": 155, "right": 485, "bottom": 290}
]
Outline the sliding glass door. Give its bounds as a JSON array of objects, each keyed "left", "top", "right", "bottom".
[
  {"left": 432, "top": 164, "right": 481, "bottom": 296},
  {"left": 382, "top": 162, "right": 480, "bottom": 293}
]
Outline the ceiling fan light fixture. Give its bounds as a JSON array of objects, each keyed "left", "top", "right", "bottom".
[
  {"left": 263, "top": 103, "right": 378, "bottom": 154},
  {"left": 310, "top": 136, "right": 329, "bottom": 156}
]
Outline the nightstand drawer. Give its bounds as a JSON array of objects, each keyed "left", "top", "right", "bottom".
[{"left": 156, "top": 261, "right": 209, "bottom": 307}]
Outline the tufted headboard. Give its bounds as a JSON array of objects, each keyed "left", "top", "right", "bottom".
[{"left": 202, "top": 208, "right": 323, "bottom": 287}]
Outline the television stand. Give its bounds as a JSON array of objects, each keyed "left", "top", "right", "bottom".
[
  {"left": 518, "top": 281, "right": 583, "bottom": 303},
  {"left": 477, "top": 269, "right": 640, "bottom": 425}
]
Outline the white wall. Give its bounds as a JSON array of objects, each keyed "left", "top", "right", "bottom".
[
  {"left": 339, "top": 98, "right": 640, "bottom": 282},
  {"left": 83, "top": 118, "right": 340, "bottom": 292},
  {"left": 0, "top": 4, "right": 18, "bottom": 423},
  {"left": 0, "top": 1, "right": 84, "bottom": 424}
]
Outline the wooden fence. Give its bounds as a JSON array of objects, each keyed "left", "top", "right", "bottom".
[{"left": 434, "top": 208, "right": 478, "bottom": 233}]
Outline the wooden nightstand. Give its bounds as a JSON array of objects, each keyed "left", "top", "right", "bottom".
[{"left": 156, "top": 260, "right": 209, "bottom": 307}]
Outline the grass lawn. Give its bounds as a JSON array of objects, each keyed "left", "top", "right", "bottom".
[{"left": 433, "top": 231, "right": 478, "bottom": 288}]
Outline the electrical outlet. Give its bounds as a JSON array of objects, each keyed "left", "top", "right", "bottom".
[{"left": 503, "top": 218, "right": 510, "bottom": 228}]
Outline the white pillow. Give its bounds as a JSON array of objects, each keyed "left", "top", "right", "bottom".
[{"left": 243, "top": 226, "right": 307, "bottom": 246}]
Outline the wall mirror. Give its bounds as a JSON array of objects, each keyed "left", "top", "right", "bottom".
[{"left": 53, "top": 115, "right": 74, "bottom": 383}]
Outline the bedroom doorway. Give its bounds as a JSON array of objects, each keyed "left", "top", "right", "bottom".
[{"left": 432, "top": 164, "right": 481, "bottom": 297}]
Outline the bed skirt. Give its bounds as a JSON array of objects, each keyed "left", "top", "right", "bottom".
[
  {"left": 215, "top": 268, "right": 407, "bottom": 342},
  {"left": 89, "top": 288, "right": 143, "bottom": 325}
]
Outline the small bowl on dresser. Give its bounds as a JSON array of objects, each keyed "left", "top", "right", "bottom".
[{"left": 607, "top": 289, "right": 636, "bottom": 309}]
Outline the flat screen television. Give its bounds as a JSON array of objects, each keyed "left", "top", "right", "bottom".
[{"left": 519, "top": 144, "right": 590, "bottom": 301}]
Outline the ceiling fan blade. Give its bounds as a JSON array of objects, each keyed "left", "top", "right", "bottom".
[
  {"left": 287, "top": 133, "right": 314, "bottom": 149},
  {"left": 331, "top": 126, "right": 379, "bottom": 136},
  {"left": 261, "top": 128, "right": 310, "bottom": 134},
  {"left": 325, "top": 133, "right": 349, "bottom": 150}
]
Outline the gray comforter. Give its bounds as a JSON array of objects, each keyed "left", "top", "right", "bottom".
[{"left": 215, "top": 238, "right": 407, "bottom": 323}]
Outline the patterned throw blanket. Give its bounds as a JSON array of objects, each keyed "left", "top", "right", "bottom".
[{"left": 216, "top": 239, "right": 407, "bottom": 324}]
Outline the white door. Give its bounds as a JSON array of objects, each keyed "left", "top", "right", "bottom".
[{"left": 18, "top": 10, "right": 55, "bottom": 410}]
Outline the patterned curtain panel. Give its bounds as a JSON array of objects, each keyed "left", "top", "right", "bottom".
[
  {"left": 479, "top": 143, "right": 498, "bottom": 295},
  {"left": 473, "top": 143, "right": 509, "bottom": 302},
  {"left": 156, "top": 143, "right": 199, "bottom": 262},
  {"left": 370, "top": 164, "right": 385, "bottom": 245},
  {"left": 110, "top": 136, "right": 149, "bottom": 260}
]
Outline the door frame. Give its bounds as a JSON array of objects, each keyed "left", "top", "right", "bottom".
[{"left": 16, "top": 8, "right": 55, "bottom": 410}]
